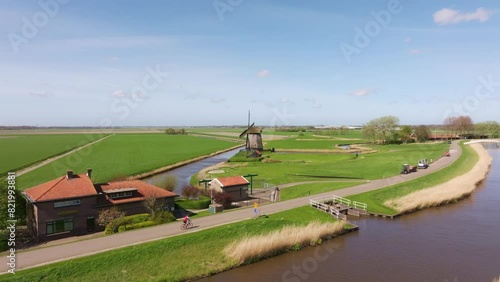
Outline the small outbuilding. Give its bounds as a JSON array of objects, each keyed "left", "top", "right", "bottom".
[{"left": 210, "top": 176, "right": 249, "bottom": 201}]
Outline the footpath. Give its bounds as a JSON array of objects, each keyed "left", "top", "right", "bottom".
[{"left": 0, "top": 142, "right": 461, "bottom": 273}]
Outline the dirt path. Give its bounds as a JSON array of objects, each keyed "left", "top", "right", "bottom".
[
  {"left": 16, "top": 135, "right": 113, "bottom": 177},
  {"left": 0, "top": 142, "right": 464, "bottom": 273}
]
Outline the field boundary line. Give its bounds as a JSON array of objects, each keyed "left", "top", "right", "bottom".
[{"left": 16, "top": 135, "right": 113, "bottom": 176}]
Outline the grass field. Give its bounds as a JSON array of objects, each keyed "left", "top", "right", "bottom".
[
  {"left": 265, "top": 131, "right": 368, "bottom": 149},
  {"left": 1, "top": 206, "right": 343, "bottom": 282},
  {"left": 346, "top": 143, "right": 478, "bottom": 215},
  {"left": 17, "top": 134, "right": 240, "bottom": 190},
  {"left": 280, "top": 182, "right": 363, "bottom": 200},
  {"left": 200, "top": 142, "right": 449, "bottom": 186},
  {"left": 0, "top": 134, "right": 106, "bottom": 174}
]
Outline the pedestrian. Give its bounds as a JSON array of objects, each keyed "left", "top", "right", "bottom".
[{"left": 253, "top": 202, "right": 259, "bottom": 218}]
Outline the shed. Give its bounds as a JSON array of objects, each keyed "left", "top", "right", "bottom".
[{"left": 210, "top": 176, "right": 249, "bottom": 201}]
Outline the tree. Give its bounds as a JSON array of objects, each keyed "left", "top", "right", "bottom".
[
  {"left": 444, "top": 116, "right": 473, "bottom": 138},
  {"left": 156, "top": 175, "right": 177, "bottom": 192},
  {"left": 364, "top": 115, "right": 400, "bottom": 144},
  {"left": 414, "top": 125, "right": 431, "bottom": 142},
  {"left": 181, "top": 185, "right": 201, "bottom": 199},
  {"left": 97, "top": 206, "right": 125, "bottom": 227},
  {"left": 363, "top": 123, "right": 377, "bottom": 144},
  {"left": 475, "top": 121, "right": 500, "bottom": 138},
  {"left": 212, "top": 191, "right": 233, "bottom": 209},
  {"left": 400, "top": 125, "right": 413, "bottom": 143},
  {"left": 143, "top": 195, "right": 164, "bottom": 218}
]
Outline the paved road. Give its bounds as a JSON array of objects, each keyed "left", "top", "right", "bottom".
[{"left": 1, "top": 142, "right": 460, "bottom": 273}]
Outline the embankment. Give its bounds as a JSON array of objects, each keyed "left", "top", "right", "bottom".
[{"left": 385, "top": 144, "right": 492, "bottom": 213}]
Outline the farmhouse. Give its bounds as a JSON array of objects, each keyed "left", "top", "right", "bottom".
[
  {"left": 22, "top": 169, "right": 177, "bottom": 241},
  {"left": 210, "top": 175, "right": 249, "bottom": 201}
]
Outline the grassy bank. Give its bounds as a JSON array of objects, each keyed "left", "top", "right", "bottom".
[
  {"left": 347, "top": 143, "right": 479, "bottom": 215},
  {"left": 200, "top": 143, "right": 448, "bottom": 186},
  {"left": 0, "top": 134, "right": 106, "bottom": 174},
  {"left": 17, "top": 134, "right": 239, "bottom": 190},
  {"left": 1, "top": 206, "right": 345, "bottom": 282},
  {"left": 280, "top": 182, "right": 363, "bottom": 200}
]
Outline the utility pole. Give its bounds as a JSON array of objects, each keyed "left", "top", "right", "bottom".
[
  {"left": 198, "top": 179, "right": 211, "bottom": 192},
  {"left": 243, "top": 174, "right": 258, "bottom": 195}
]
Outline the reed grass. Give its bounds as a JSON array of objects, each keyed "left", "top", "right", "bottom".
[
  {"left": 224, "top": 221, "right": 345, "bottom": 264},
  {"left": 385, "top": 144, "right": 492, "bottom": 213}
]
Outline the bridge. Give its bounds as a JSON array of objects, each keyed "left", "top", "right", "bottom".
[
  {"left": 464, "top": 139, "right": 500, "bottom": 145},
  {"left": 309, "top": 195, "right": 367, "bottom": 220}
]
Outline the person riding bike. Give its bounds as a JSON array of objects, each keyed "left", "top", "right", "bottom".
[{"left": 182, "top": 215, "right": 190, "bottom": 224}]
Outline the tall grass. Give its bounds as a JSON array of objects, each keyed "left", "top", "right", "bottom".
[
  {"left": 385, "top": 144, "right": 492, "bottom": 213},
  {"left": 224, "top": 221, "right": 345, "bottom": 264}
]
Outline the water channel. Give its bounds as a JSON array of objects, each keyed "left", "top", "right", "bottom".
[
  {"left": 142, "top": 147, "right": 242, "bottom": 194},
  {"left": 199, "top": 145, "right": 500, "bottom": 282}
]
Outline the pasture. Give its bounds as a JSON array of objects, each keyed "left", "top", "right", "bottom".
[
  {"left": 17, "top": 134, "right": 240, "bottom": 190},
  {"left": 0, "top": 134, "right": 106, "bottom": 174},
  {"left": 201, "top": 142, "right": 449, "bottom": 186}
]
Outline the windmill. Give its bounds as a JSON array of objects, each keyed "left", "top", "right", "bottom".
[{"left": 239, "top": 111, "right": 263, "bottom": 152}]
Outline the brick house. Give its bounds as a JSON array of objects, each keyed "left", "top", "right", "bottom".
[
  {"left": 22, "top": 169, "right": 177, "bottom": 241},
  {"left": 210, "top": 176, "right": 249, "bottom": 201}
]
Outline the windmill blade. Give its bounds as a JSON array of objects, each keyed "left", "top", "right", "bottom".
[
  {"left": 249, "top": 122, "right": 255, "bottom": 129},
  {"left": 239, "top": 129, "right": 248, "bottom": 138}
]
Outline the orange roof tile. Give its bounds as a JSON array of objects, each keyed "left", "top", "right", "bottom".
[
  {"left": 99, "top": 180, "right": 177, "bottom": 204},
  {"left": 23, "top": 174, "right": 97, "bottom": 202},
  {"left": 213, "top": 176, "right": 249, "bottom": 187}
]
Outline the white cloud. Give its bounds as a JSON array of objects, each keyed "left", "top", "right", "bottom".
[
  {"left": 433, "top": 8, "right": 493, "bottom": 25},
  {"left": 409, "top": 49, "right": 423, "bottom": 55},
  {"left": 256, "top": 70, "right": 271, "bottom": 78},
  {"left": 349, "top": 88, "right": 374, "bottom": 97}
]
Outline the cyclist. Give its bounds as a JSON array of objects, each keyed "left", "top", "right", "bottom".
[{"left": 182, "top": 215, "right": 190, "bottom": 224}]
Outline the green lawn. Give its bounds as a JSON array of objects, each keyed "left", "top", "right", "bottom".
[
  {"left": 0, "top": 134, "right": 106, "bottom": 174},
  {"left": 203, "top": 143, "right": 449, "bottom": 186},
  {"left": 346, "top": 143, "right": 479, "bottom": 215},
  {"left": 280, "top": 182, "right": 363, "bottom": 200},
  {"left": 2, "top": 206, "right": 342, "bottom": 282},
  {"left": 17, "top": 134, "right": 239, "bottom": 190}
]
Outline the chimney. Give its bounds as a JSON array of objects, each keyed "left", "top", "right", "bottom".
[
  {"left": 66, "top": 170, "right": 73, "bottom": 179},
  {"left": 86, "top": 168, "right": 92, "bottom": 179}
]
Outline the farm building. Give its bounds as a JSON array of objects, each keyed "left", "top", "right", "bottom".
[
  {"left": 210, "top": 175, "right": 249, "bottom": 201},
  {"left": 22, "top": 169, "right": 177, "bottom": 241}
]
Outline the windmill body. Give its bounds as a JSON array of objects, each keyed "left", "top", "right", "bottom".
[{"left": 239, "top": 112, "right": 264, "bottom": 152}]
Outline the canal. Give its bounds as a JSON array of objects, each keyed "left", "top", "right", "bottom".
[
  {"left": 200, "top": 145, "right": 500, "bottom": 282},
  {"left": 142, "top": 147, "right": 242, "bottom": 194}
]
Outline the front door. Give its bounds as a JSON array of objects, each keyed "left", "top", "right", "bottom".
[{"left": 86, "top": 216, "right": 95, "bottom": 232}]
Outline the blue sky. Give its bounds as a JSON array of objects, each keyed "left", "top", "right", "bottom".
[{"left": 1, "top": 0, "right": 499, "bottom": 126}]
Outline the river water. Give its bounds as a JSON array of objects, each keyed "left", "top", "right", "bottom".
[
  {"left": 142, "top": 147, "right": 242, "bottom": 194},
  {"left": 200, "top": 145, "right": 500, "bottom": 282}
]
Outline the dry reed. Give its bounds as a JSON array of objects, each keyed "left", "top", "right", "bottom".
[
  {"left": 385, "top": 144, "right": 492, "bottom": 213},
  {"left": 224, "top": 221, "right": 345, "bottom": 264}
]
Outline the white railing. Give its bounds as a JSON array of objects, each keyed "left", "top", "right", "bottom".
[
  {"left": 332, "top": 195, "right": 351, "bottom": 206},
  {"left": 353, "top": 201, "right": 367, "bottom": 211}
]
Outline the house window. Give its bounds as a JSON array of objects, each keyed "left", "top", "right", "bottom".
[
  {"left": 46, "top": 218, "right": 74, "bottom": 235},
  {"left": 109, "top": 191, "right": 133, "bottom": 199},
  {"left": 54, "top": 199, "right": 81, "bottom": 208}
]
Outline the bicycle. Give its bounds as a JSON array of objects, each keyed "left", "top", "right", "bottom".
[{"left": 180, "top": 220, "right": 193, "bottom": 230}]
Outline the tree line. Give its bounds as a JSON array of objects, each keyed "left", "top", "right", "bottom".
[{"left": 363, "top": 115, "right": 500, "bottom": 144}]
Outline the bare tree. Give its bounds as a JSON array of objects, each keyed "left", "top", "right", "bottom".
[
  {"left": 97, "top": 206, "right": 125, "bottom": 227},
  {"left": 144, "top": 195, "right": 164, "bottom": 218}
]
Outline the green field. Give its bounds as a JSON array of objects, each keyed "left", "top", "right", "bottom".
[
  {"left": 1, "top": 206, "right": 341, "bottom": 282},
  {"left": 201, "top": 143, "right": 449, "bottom": 186},
  {"left": 17, "top": 134, "right": 240, "bottom": 190},
  {"left": 280, "top": 182, "right": 363, "bottom": 200},
  {"left": 347, "top": 143, "right": 478, "bottom": 215},
  {"left": 0, "top": 134, "right": 107, "bottom": 174}
]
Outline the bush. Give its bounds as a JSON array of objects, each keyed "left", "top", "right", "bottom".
[
  {"left": 118, "top": 221, "right": 157, "bottom": 232},
  {"left": 175, "top": 196, "right": 211, "bottom": 210},
  {"left": 181, "top": 185, "right": 201, "bottom": 199},
  {"left": 212, "top": 191, "right": 233, "bottom": 209},
  {"left": 152, "top": 211, "right": 176, "bottom": 224},
  {"left": 97, "top": 206, "right": 126, "bottom": 227},
  {"left": 105, "top": 213, "right": 151, "bottom": 234}
]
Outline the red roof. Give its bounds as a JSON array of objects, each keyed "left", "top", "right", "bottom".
[
  {"left": 99, "top": 180, "right": 177, "bottom": 204},
  {"left": 213, "top": 176, "right": 249, "bottom": 187},
  {"left": 23, "top": 174, "right": 97, "bottom": 202}
]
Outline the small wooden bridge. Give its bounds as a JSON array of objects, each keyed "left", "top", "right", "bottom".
[
  {"left": 464, "top": 139, "right": 500, "bottom": 145},
  {"left": 309, "top": 195, "right": 368, "bottom": 220}
]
